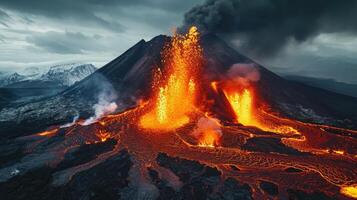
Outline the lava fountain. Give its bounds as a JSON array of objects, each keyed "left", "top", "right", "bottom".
[
  {"left": 223, "top": 86, "right": 300, "bottom": 135},
  {"left": 140, "top": 26, "right": 202, "bottom": 131}
]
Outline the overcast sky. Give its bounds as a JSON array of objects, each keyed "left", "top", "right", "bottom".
[{"left": 0, "top": 0, "right": 357, "bottom": 84}]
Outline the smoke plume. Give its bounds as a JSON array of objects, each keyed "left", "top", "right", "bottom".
[
  {"left": 83, "top": 76, "right": 118, "bottom": 125},
  {"left": 183, "top": 0, "right": 357, "bottom": 56}
]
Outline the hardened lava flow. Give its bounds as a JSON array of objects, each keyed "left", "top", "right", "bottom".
[{"left": 1, "top": 27, "right": 356, "bottom": 199}]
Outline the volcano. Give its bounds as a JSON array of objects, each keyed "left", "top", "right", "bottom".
[{"left": 0, "top": 28, "right": 356, "bottom": 200}]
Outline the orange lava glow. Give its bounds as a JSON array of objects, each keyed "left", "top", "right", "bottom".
[
  {"left": 198, "top": 130, "right": 220, "bottom": 147},
  {"left": 340, "top": 185, "right": 357, "bottom": 199},
  {"left": 140, "top": 26, "right": 202, "bottom": 130},
  {"left": 333, "top": 150, "right": 345, "bottom": 155},
  {"left": 224, "top": 87, "right": 300, "bottom": 135},
  {"left": 37, "top": 128, "right": 58, "bottom": 136},
  {"left": 224, "top": 89, "right": 252, "bottom": 125},
  {"left": 96, "top": 130, "right": 110, "bottom": 142},
  {"left": 211, "top": 81, "right": 218, "bottom": 92}
]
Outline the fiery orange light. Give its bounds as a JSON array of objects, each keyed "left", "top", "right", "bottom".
[
  {"left": 333, "top": 150, "right": 345, "bottom": 155},
  {"left": 140, "top": 26, "right": 202, "bottom": 130},
  {"left": 211, "top": 81, "right": 218, "bottom": 92},
  {"left": 224, "top": 88, "right": 299, "bottom": 135},
  {"left": 37, "top": 128, "right": 58, "bottom": 136},
  {"left": 340, "top": 185, "right": 357, "bottom": 199},
  {"left": 97, "top": 130, "right": 110, "bottom": 142},
  {"left": 198, "top": 130, "right": 220, "bottom": 147},
  {"left": 225, "top": 89, "right": 252, "bottom": 125}
]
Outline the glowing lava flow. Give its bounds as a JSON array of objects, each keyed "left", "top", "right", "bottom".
[
  {"left": 140, "top": 26, "right": 202, "bottom": 130},
  {"left": 224, "top": 88, "right": 299, "bottom": 135},
  {"left": 340, "top": 185, "right": 357, "bottom": 199},
  {"left": 225, "top": 89, "right": 252, "bottom": 125}
]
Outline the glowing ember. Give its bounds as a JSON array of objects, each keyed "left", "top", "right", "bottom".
[
  {"left": 210, "top": 81, "right": 218, "bottom": 92},
  {"left": 333, "top": 150, "right": 345, "bottom": 155},
  {"left": 37, "top": 128, "right": 58, "bottom": 136},
  {"left": 340, "top": 185, "right": 357, "bottom": 199},
  {"left": 140, "top": 26, "right": 202, "bottom": 130},
  {"left": 97, "top": 130, "right": 110, "bottom": 142}
]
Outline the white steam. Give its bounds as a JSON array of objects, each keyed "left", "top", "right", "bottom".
[
  {"left": 83, "top": 80, "right": 118, "bottom": 126},
  {"left": 60, "top": 114, "right": 79, "bottom": 128},
  {"left": 83, "top": 93, "right": 118, "bottom": 125},
  {"left": 227, "top": 63, "right": 260, "bottom": 86},
  {"left": 192, "top": 117, "right": 222, "bottom": 140}
]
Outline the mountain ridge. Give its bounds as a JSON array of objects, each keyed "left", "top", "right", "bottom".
[{"left": 0, "top": 63, "right": 97, "bottom": 88}]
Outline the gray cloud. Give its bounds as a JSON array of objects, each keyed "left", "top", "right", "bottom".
[
  {"left": 183, "top": 0, "right": 357, "bottom": 57},
  {"left": 26, "top": 31, "right": 104, "bottom": 54},
  {"left": 0, "top": 8, "right": 10, "bottom": 27},
  {"left": 0, "top": 0, "right": 125, "bottom": 32}
]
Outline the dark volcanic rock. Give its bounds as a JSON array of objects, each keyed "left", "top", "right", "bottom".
[
  {"left": 156, "top": 153, "right": 252, "bottom": 200},
  {"left": 259, "top": 180, "right": 279, "bottom": 196},
  {"left": 216, "top": 178, "right": 253, "bottom": 200},
  {"left": 241, "top": 137, "right": 307, "bottom": 155},
  {"left": 0, "top": 140, "right": 25, "bottom": 167},
  {"left": 0, "top": 149, "right": 132, "bottom": 200},
  {"left": 287, "top": 189, "right": 334, "bottom": 200},
  {"left": 56, "top": 139, "right": 117, "bottom": 171},
  {"left": 285, "top": 167, "right": 303, "bottom": 173}
]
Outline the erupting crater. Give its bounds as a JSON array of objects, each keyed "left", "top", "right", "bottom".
[{"left": 1, "top": 26, "right": 357, "bottom": 200}]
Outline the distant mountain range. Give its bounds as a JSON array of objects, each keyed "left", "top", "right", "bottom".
[
  {"left": 0, "top": 63, "right": 97, "bottom": 108},
  {"left": 285, "top": 75, "right": 357, "bottom": 98},
  {"left": 0, "top": 63, "right": 97, "bottom": 88}
]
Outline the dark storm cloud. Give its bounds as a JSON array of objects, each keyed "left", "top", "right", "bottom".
[
  {"left": 0, "top": 0, "right": 203, "bottom": 32},
  {"left": 26, "top": 31, "right": 102, "bottom": 54},
  {"left": 183, "top": 0, "right": 357, "bottom": 56}
]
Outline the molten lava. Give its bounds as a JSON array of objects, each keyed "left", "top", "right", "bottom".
[
  {"left": 224, "top": 89, "right": 253, "bottom": 125},
  {"left": 140, "top": 26, "right": 202, "bottom": 130},
  {"left": 193, "top": 116, "right": 222, "bottom": 147},
  {"left": 198, "top": 130, "right": 219, "bottom": 147},
  {"left": 224, "top": 87, "right": 299, "bottom": 135},
  {"left": 340, "top": 185, "right": 357, "bottom": 199}
]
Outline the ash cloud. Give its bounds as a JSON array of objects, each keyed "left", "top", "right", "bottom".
[{"left": 183, "top": 0, "right": 357, "bottom": 56}]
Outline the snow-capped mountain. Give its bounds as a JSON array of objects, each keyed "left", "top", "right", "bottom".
[
  {"left": 41, "top": 63, "right": 97, "bottom": 86},
  {"left": 0, "top": 72, "right": 27, "bottom": 87},
  {"left": 0, "top": 63, "right": 97, "bottom": 87}
]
